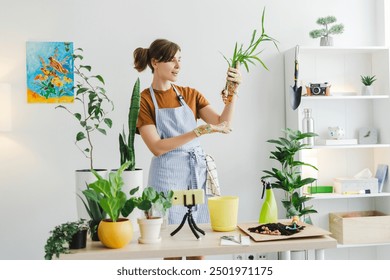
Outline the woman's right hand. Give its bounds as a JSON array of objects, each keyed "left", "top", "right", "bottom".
[{"left": 193, "top": 121, "right": 232, "bottom": 137}]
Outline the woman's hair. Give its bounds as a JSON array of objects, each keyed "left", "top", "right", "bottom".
[{"left": 133, "top": 39, "right": 181, "bottom": 73}]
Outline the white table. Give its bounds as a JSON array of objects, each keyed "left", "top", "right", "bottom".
[{"left": 60, "top": 222, "right": 337, "bottom": 260}]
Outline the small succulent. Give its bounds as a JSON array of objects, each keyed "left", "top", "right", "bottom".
[{"left": 361, "top": 75, "right": 376, "bottom": 86}]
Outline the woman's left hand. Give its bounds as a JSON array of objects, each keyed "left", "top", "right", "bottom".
[{"left": 222, "top": 65, "right": 242, "bottom": 104}]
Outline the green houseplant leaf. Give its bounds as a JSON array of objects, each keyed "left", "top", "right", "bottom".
[
  {"left": 88, "top": 161, "right": 132, "bottom": 222},
  {"left": 119, "top": 78, "right": 141, "bottom": 171},
  {"left": 261, "top": 128, "right": 319, "bottom": 218}
]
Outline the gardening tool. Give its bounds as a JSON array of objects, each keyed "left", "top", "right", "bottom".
[{"left": 290, "top": 45, "right": 302, "bottom": 110}]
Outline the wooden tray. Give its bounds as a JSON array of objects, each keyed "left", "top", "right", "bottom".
[{"left": 238, "top": 221, "right": 331, "bottom": 242}]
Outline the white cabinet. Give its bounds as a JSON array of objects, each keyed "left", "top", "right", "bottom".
[{"left": 284, "top": 46, "right": 390, "bottom": 256}]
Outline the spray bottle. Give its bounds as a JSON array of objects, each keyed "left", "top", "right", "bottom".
[{"left": 259, "top": 180, "right": 278, "bottom": 223}]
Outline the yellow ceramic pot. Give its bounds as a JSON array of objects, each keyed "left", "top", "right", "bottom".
[
  {"left": 208, "top": 196, "right": 239, "bottom": 232},
  {"left": 98, "top": 218, "right": 133, "bottom": 249}
]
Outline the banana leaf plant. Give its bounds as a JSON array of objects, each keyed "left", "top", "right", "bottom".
[
  {"left": 261, "top": 128, "right": 319, "bottom": 219},
  {"left": 119, "top": 78, "right": 141, "bottom": 171},
  {"left": 221, "top": 7, "right": 279, "bottom": 98}
]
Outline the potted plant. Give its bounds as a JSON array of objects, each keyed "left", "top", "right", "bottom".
[
  {"left": 55, "top": 47, "right": 114, "bottom": 219},
  {"left": 309, "top": 16, "right": 344, "bottom": 46},
  {"left": 261, "top": 128, "right": 318, "bottom": 223},
  {"left": 122, "top": 186, "right": 174, "bottom": 244},
  {"left": 44, "top": 219, "right": 88, "bottom": 260},
  {"left": 360, "top": 75, "right": 376, "bottom": 95},
  {"left": 221, "top": 7, "right": 279, "bottom": 103},
  {"left": 87, "top": 161, "right": 135, "bottom": 249},
  {"left": 118, "top": 78, "right": 143, "bottom": 227},
  {"left": 77, "top": 185, "right": 106, "bottom": 241}
]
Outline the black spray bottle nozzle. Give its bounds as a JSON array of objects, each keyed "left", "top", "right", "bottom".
[{"left": 261, "top": 179, "right": 271, "bottom": 199}]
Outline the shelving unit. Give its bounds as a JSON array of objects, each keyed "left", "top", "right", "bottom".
[{"left": 284, "top": 46, "right": 390, "bottom": 258}]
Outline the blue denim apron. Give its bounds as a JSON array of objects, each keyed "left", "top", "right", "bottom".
[{"left": 148, "top": 85, "right": 209, "bottom": 224}]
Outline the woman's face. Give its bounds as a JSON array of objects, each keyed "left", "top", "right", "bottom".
[{"left": 153, "top": 50, "right": 181, "bottom": 82}]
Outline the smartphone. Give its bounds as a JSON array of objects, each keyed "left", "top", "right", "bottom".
[{"left": 172, "top": 189, "right": 205, "bottom": 206}]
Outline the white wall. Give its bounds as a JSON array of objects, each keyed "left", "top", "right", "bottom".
[{"left": 0, "top": 0, "right": 383, "bottom": 259}]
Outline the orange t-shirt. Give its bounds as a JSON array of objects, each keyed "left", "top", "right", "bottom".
[{"left": 136, "top": 85, "right": 210, "bottom": 130}]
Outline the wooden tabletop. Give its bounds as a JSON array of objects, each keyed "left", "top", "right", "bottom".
[{"left": 59, "top": 222, "right": 337, "bottom": 260}]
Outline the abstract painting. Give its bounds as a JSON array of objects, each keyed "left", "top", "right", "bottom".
[{"left": 26, "top": 41, "right": 74, "bottom": 103}]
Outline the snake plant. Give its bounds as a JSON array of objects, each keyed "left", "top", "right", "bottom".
[
  {"left": 222, "top": 7, "right": 279, "bottom": 71},
  {"left": 119, "top": 78, "right": 141, "bottom": 170}
]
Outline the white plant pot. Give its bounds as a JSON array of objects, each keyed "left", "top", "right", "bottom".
[
  {"left": 137, "top": 217, "right": 163, "bottom": 244},
  {"left": 320, "top": 36, "right": 333, "bottom": 46},
  {"left": 75, "top": 169, "right": 108, "bottom": 219},
  {"left": 121, "top": 169, "right": 144, "bottom": 232},
  {"left": 361, "top": 85, "right": 373, "bottom": 96}
]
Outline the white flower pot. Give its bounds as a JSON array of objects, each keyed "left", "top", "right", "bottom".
[
  {"left": 137, "top": 217, "right": 163, "bottom": 244},
  {"left": 121, "top": 169, "right": 144, "bottom": 232},
  {"left": 361, "top": 85, "right": 373, "bottom": 96}
]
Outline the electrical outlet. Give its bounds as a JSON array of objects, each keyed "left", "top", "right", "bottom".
[
  {"left": 233, "top": 254, "right": 245, "bottom": 260},
  {"left": 257, "top": 254, "right": 267, "bottom": 260}
]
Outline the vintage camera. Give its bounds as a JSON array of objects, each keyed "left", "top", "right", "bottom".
[{"left": 309, "top": 82, "right": 330, "bottom": 95}]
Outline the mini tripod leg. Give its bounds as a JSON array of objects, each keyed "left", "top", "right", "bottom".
[
  {"left": 188, "top": 216, "right": 200, "bottom": 239},
  {"left": 170, "top": 212, "right": 189, "bottom": 236},
  {"left": 188, "top": 212, "right": 205, "bottom": 236}
]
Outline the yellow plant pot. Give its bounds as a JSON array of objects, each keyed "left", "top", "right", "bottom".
[
  {"left": 208, "top": 196, "right": 239, "bottom": 232},
  {"left": 98, "top": 218, "right": 133, "bottom": 249}
]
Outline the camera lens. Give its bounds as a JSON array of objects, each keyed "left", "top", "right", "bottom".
[{"left": 313, "top": 87, "right": 320, "bottom": 94}]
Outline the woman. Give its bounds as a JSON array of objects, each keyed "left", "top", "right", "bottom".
[{"left": 134, "top": 39, "right": 241, "bottom": 259}]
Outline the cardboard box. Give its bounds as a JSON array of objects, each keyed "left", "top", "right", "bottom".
[
  {"left": 329, "top": 211, "right": 390, "bottom": 244},
  {"left": 333, "top": 177, "right": 378, "bottom": 194}
]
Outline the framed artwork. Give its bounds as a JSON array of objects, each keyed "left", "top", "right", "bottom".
[{"left": 26, "top": 41, "right": 74, "bottom": 103}]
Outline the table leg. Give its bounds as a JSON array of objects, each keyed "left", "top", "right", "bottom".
[
  {"left": 315, "top": 249, "right": 324, "bottom": 260},
  {"left": 278, "top": 251, "right": 291, "bottom": 260}
]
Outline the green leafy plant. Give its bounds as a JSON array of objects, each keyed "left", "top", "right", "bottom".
[
  {"left": 87, "top": 161, "right": 132, "bottom": 222},
  {"left": 77, "top": 184, "right": 106, "bottom": 240},
  {"left": 309, "top": 16, "right": 344, "bottom": 39},
  {"left": 261, "top": 128, "right": 319, "bottom": 219},
  {"left": 44, "top": 219, "right": 88, "bottom": 260},
  {"left": 119, "top": 78, "right": 141, "bottom": 171},
  {"left": 56, "top": 48, "right": 114, "bottom": 170},
  {"left": 361, "top": 75, "right": 376, "bottom": 86},
  {"left": 122, "top": 186, "right": 174, "bottom": 219},
  {"left": 222, "top": 7, "right": 279, "bottom": 71}
]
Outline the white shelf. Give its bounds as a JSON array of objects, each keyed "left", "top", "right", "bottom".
[
  {"left": 310, "top": 144, "right": 390, "bottom": 149},
  {"left": 337, "top": 242, "right": 390, "bottom": 249},
  {"left": 298, "top": 46, "right": 389, "bottom": 53},
  {"left": 307, "top": 192, "right": 390, "bottom": 200},
  {"left": 302, "top": 95, "right": 389, "bottom": 100}
]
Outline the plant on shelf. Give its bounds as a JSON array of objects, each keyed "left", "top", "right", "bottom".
[
  {"left": 119, "top": 78, "right": 141, "bottom": 171},
  {"left": 44, "top": 219, "right": 88, "bottom": 260},
  {"left": 56, "top": 48, "right": 114, "bottom": 170},
  {"left": 221, "top": 7, "right": 279, "bottom": 103},
  {"left": 360, "top": 75, "right": 376, "bottom": 95},
  {"left": 309, "top": 16, "right": 344, "bottom": 46},
  {"left": 261, "top": 128, "right": 318, "bottom": 221},
  {"left": 361, "top": 75, "right": 376, "bottom": 86},
  {"left": 122, "top": 186, "right": 174, "bottom": 219}
]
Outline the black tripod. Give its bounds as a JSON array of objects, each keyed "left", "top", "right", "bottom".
[{"left": 170, "top": 194, "right": 205, "bottom": 239}]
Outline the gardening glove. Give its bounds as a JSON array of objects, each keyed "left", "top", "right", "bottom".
[
  {"left": 222, "top": 65, "right": 242, "bottom": 104},
  {"left": 193, "top": 121, "right": 232, "bottom": 137}
]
